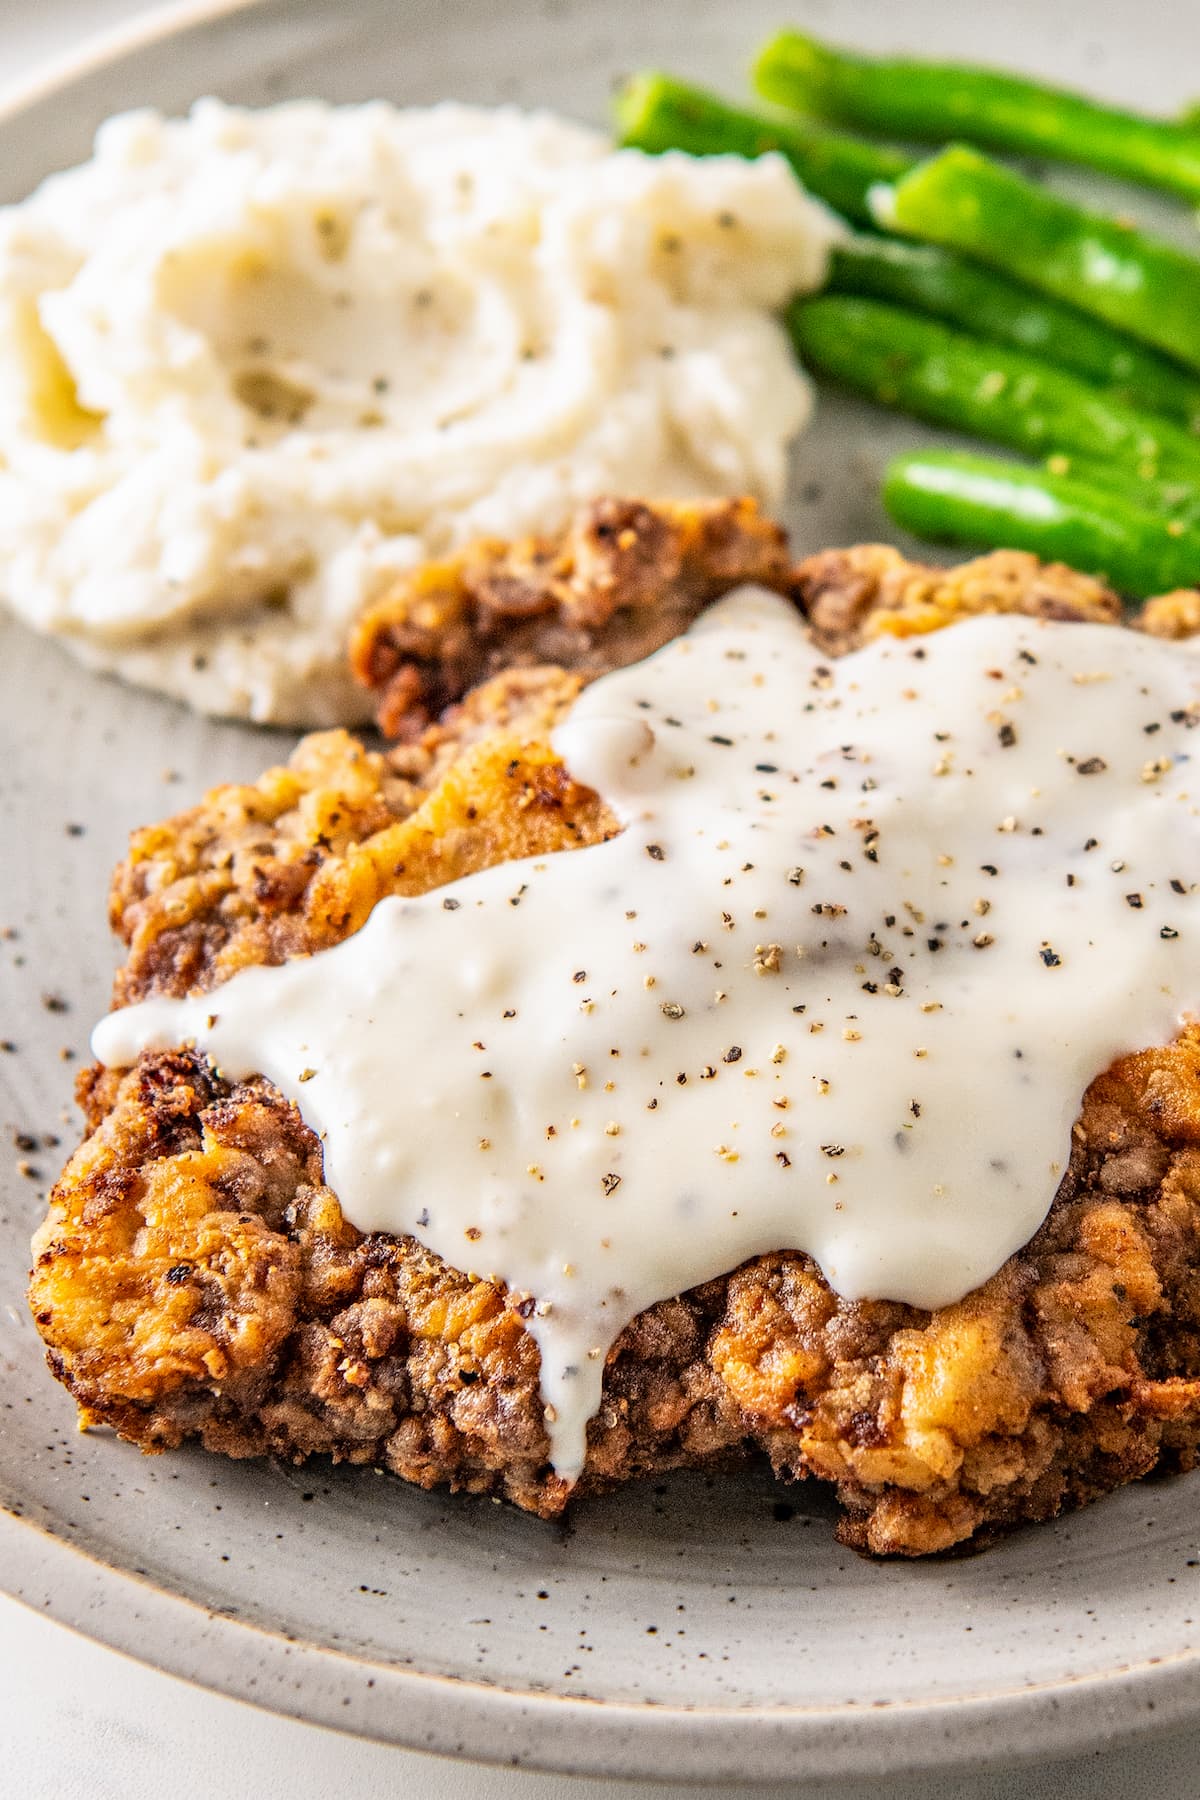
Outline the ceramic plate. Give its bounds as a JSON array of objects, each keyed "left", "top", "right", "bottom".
[{"left": 3, "top": 0, "right": 1200, "bottom": 1783}]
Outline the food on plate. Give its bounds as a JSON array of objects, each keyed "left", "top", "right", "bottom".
[
  {"left": 790, "top": 297, "right": 1200, "bottom": 481},
  {"left": 883, "top": 450, "right": 1200, "bottom": 598},
  {"left": 822, "top": 235, "right": 1200, "bottom": 428},
  {"left": 29, "top": 503, "right": 1200, "bottom": 1556},
  {"left": 0, "top": 98, "right": 833, "bottom": 723},
  {"left": 614, "top": 71, "right": 911, "bottom": 226},
  {"left": 623, "top": 43, "right": 1200, "bottom": 591},
  {"left": 873, "top": 147, "right": 1200, "bottom": 373},
  {"left": 617, "top": 71, "right": 1200, "bottom": 422},
  {"left": 349, "top": 493, "right": 793, "bottom": 737},
  {"left": 791, "top": 538, "right": 1121, "bottom": 650},
  {"left": 753, "top": 28, "right": 1200, "bottom": 202},
  {"left": 102, "top": 496, "right": 787, "bottom": 1007}
]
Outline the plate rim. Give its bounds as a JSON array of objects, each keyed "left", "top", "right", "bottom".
[
  {"left": 0, "top": 0, "right": 263, "bottom": 127},
  {"left": 1, "top": 1497, "right": 1193, "bottom": 1783},
  {"left": 2, "top": 0, "right": 1199, "bottom": 1781}
]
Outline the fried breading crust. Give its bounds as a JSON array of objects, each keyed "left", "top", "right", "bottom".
[
  {"left": 350, "top": 495, "right": 794, "bottom": 738},
  {"left": 794, "top": 543, "right": 1123, "bottom": 656},
  {"left": 110, "top": 669, "right": 608, "bottom": 1008},
  {"left": 32, "top": 1038, "right": 1200, "bottom": 1553},
  {"left": 352, "top": 502, "right": 1130, "bottom": 740},
  {"left": 31, "top": 518, "right": 1200, "bottom": 1555}
]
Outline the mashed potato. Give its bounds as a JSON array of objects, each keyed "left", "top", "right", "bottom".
[{"left": 0, "top": 100, "right": 836, "bottom": 723}]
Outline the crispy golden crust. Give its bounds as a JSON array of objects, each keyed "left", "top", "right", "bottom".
[
  {"left": 110, "top": 669, "right": 610, "bottom": 1008},
  {"left": 349, "top": 494, "right": 794, "bottom": 738},
  {"left": 1140, "top": 588, "right": 1200, "bottom": 641},
  {"left": 31, "top": 1038, "right": 1200, "bottom": 1551},
  {"left": 30, "top": 520, "right": 1200, "bottom": 1555},
  {"left": 795, "top": 544, "right": 1123, "bottom": 656}
]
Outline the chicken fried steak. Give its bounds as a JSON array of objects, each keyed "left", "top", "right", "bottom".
[
  {"left": 30, "top": 508, "right": 1200, "bottom": 1557},
  {"left": 349, "top": 494, "right": 795, "bottom": 738}
]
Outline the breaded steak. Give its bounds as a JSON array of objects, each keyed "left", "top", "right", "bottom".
[
  {"left": 349, "top": 494, "right": 795, "bottom": 738},
  {"left": 29, "top": 502, "right": 1200, "bottom": 1556}
]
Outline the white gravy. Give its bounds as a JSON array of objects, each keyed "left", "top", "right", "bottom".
[{"left": 93, "top": 590, "right": 1200, "bottom": 1477}]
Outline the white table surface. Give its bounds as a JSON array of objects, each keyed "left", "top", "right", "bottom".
[{"left": 3, "top": 4, "right": 1200, "bottom": 1795}]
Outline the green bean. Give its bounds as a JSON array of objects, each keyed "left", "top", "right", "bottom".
[
  {"left": 877, "top": 146, "right": 1200, "bottom": 374},
  {"left": 827, "top": 236, "right": 1200, "bottom": 430},
  {"left": 612, "top": 80, "right": 1200, "bottom": 424},
  {"left": 789, "top": 297, "right": 1200, "bottom": 480},
  {"left": 1040, "top": 454, "right": 1200, "bottom": 525},
  {"left": 882, "top": 449, "right": 1200, "bottom": 597},
  {"left": 612, "top": 71, "right": 911, "bottom": 225},
  {"left": 753, "top": 30, "right": 1200, "bottom": 202}
]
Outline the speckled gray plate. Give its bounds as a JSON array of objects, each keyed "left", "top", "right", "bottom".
[{"left": 3, "top": 0, "right": 1200, "bottom": 1784}]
